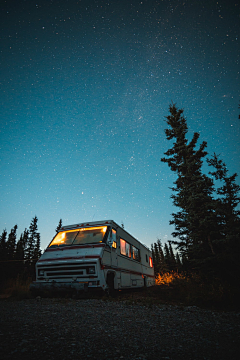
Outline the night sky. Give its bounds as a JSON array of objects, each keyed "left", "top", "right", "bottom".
[{"left": 1, "top": 0, "right": 239, "bottom": 251}]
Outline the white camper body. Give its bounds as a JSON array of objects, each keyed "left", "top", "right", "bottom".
[{"left": 30, "top": 220, "right": 155, "bottom": 293}]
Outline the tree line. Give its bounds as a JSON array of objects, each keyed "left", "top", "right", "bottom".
[
  {"left": 151, "top": 239, "right": 182, "bottom": 275},
  {"left": 0, "top": 218, "right": 63, "bottom": 288},
  {"left": 153, "top": 103, "right": 240, "bottom": 285},
  {"left": 0, "top": 216, "right": 42, "bottom": 286}
]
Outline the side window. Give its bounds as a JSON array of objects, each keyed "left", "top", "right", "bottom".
[
  {"left": 149, "top": 256, "right": 153, "bottom": 268},
  {"left": 132, "top": 246, "right": 140, "bottom": 261},
  {"left": 112, "top": 229, "right": 117, "bottom": 248},
  {"left": 120, "top": 238, "right": 131, "bottom": 258}
]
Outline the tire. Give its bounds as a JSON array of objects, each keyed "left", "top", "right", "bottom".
[{"left": 106, "top": 272, "right": 116, "bottom": 297}]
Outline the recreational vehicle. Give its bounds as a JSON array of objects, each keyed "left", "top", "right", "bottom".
[{"left": 30, "top": 220, "right": 155, "bottom": 294}]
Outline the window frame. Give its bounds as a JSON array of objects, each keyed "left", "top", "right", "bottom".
[
  {"left": 120, "top": 238, "right": 131, "bottom": 258},
  {"left": 132, "top": 245, "right": 140, "bottom": 262}
]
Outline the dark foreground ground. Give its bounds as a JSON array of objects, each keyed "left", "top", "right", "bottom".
[{"left": 0, "top": 293, "right": 239, "bottom": 360}]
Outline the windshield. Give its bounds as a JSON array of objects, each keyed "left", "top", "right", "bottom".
[{"left": 49, "top": 226, "right": 108, "bottom": 248}]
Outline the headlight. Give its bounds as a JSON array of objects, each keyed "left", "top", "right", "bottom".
[{"left": 88, "top": 267, "right": 95, "bottom": 274}]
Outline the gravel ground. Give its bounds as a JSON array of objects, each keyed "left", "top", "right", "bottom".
[{"left": 0, "top": 296, "right": 239, "bottom": 360}]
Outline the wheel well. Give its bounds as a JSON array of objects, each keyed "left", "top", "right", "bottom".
[{"left": 106, "top": 271, "right": 115, "bottom": 289}]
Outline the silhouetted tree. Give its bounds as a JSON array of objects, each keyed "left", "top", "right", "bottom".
[
  {"left": 32, "top": 233, "right": 41, "bottom": 262},
  {"left": 25, "top": 216, "right": 39, "bottom": 263},
  {"left": 157, "top": 239, "right": 167, "bottom": 272},
  {"left": 168, "top": 241, "right": 177, "bottom": 270},
  {"left": 161, "top": 104, "right": 218, "bottom": 268},
  {"left": 0, "top": 229, "right": 8, "bottom": 286},
  {"left": 0, "top": 229, "right": 7, "bottom": 261},
  {"left": 55, "top": 218, "right": 63, "bottom": 233},
  {"left": 6, "top": 225, "right": 17, "bottom": 260},
  {"left": 207, "top": 153, "right": 240, "bottom": 282},
  {"left": 163, "top": 243, "right": 171, "bottom": 271},
  {"left": 161, "top": 103, "right": 240, "bottom": 284},
  {"left": 175, "top": 251, "right": 182, "bottom": 270}
]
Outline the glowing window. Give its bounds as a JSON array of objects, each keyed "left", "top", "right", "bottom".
[
  {"left": 149, "top": 256, "right": 153, "bottom": 268},
  {"left": 112, "top": 229, "right": 117, "bottom": 243},
  {"left": 120, "top": 238, "right": 131, "bottom": 258},
  {"left": 49, "top": 226, "right": 107, "bottom": 247}
]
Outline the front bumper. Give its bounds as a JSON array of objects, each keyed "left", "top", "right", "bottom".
[{"left": 30, "top": 281, "right": 89, "bottom": 293}]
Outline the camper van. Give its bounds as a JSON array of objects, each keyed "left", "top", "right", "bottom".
[{"left": 30, "top": 220, "right": 155, "bottom": 294}]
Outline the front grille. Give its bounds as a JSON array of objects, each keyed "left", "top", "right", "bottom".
[{"left": 37, "top": 262, "right": 96, "bottom": 280}]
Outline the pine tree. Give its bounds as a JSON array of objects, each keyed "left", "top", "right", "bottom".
[
  {"left": 25, "top": 216, "right": 39, "bottom": 263},
  {"left": 15, "top": 234, "right": 25, "bottom": 261},
  {"left": 6, "top": 225, "right": 17, "bottom": 260},
  {"left": 157, "top": 239, "right": 166, "bottom": 273},
  {"left": 32, "top": 233, "right": 41, "bottom": 261},
  {"left": 164, "top": 243, "right": 171, "bottom": 271},
  {"left": 0, "top": 229, "right": 8, "bottom": 285},
  {"left": 0, "top": 229, "right": 7, "bottom": 261},
  {"left": 168, "top": 241, "right": 177, "bottom": 270},
  {"left": 175, "top": 251, "right": 182, "bottom": 271},
  {"left": 161, "top": 104, "right": 217, "bottom": 267},
  {"left": 207, "top": 153, "right": 240, "bottom": 238},
  {"left": 153, "top": 242, "right": 161, "bottom": 275},
  {"left": 207, "top": 153, "right": 240, "bottom": 281},
  {"left": 14, "top": 231, "right": 27, "bottom": 277},
  {"left": 55, "top": 219, "right": 63, "bottom": 233}
]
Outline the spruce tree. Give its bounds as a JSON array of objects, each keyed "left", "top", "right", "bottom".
[
  {"left": 153, "top": 242, "right": 161, "bottom": 275},
  {"left": 161, "top": 104, "right": 217, "bottom": 267},
  {"left": 207, "top": 153, "right": 240, "bottom": 237},
  {"left": 55, "top": 218, "right": 63, "bottom": 233},
  {"left": 32, "top": 233, "right": 41, "bottom": 261},
  {"left": 6, "top": 225, "right": 17, "bottom": 260},
  {"left": 15, "top": 234, "right": 25, "bottom": 262},
  {"left": 0, "top": 229, "right": 8, "bottom": 285},
  {"left": 0, "top": 229, "right": 7, "bottom": 261},
  {"left": 175, "top": 251, "right": 182, "bottom": 271},
  {"left": 157, "top": 239, "right": 166, "bottom": 273},
  {"left": 207, "top": 153, "right": 240, "bottom": 281},
  {"left": 25, "top": 216, "right": 39, "bottom": 263},
  {"left": 164, "top": 243, "right": 171, "bottom": 271},
  {"left": 168, "top": 241, "right": 177, "bottom": 270}
]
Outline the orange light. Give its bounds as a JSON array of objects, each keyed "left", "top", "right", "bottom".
[
  {"left": 79, "top": 226, "right": 107, "bottom": 233},
  {"left": 50, "top": 232, "right": 66, "bottom": 245},
  {"left": 149, "top": 256, "right": 153, "bottom": 268}
]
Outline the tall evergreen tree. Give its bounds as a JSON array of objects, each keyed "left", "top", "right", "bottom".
[
  {"left": 6, "top": 225, "right": 17, "bottom": 260},
  {"left": 161, "top": 104, "right": 217, "bottom": 266},
  {"left": 25, "top": 216, "right": 39, "bottom": 263},
  {"left": 15, "top": 234, "right": 25, "bottom": 262},
  {"left": 0, "top": 229, "right": 7, "bottom": 261},
  {"left": 175, "top": 251, "right": 182, "bottom": 271},
  {"left": 207, "top": 153, "right": 240, "bottom": 237},
  {"left": 153, "top": 242, "right": 161, "bottom": 274},
  {"left": 163, "top": 243, "right": 171, "bottom": 271},
  {"left": 207, "top": 153, "right": 240, "bottom": 281},
  {"left": 157, "top": 239, "right": 167, "bottom": 273},
  {"left": 32, "top": 233, "right": 41, "bottom": 261},
  {"left": 168, "top": 241, "right": 177, "bottom": 270},
  {"left": 0, "top": 229, "right": 8, "bottom": 285}
]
